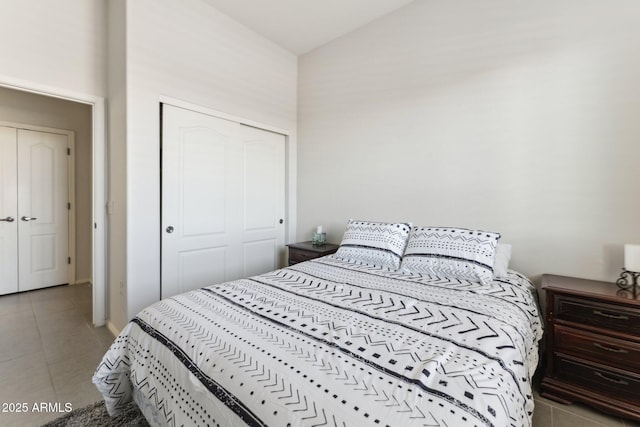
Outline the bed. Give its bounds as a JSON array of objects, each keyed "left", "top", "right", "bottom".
[{"left": 93, "top": 223, "right": 543, "bottom": 427}]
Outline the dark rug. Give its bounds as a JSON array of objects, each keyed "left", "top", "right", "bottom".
[{"left": 41, "top": 400, "right": 149, "bottom": 427}]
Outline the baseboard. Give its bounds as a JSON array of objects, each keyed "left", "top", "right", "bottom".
[
  {"left": 106, "top": 320, "right": 120, "bottom": 337},
  {"left": 74, "top": 278, "right": 92, "bottom": 285}
]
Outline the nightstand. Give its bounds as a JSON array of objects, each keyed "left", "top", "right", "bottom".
[
  {"left": 286, "top": 241, "right": 339, "bottom": 266},
  {"left": 541, "top": 274, "right": 640, "bottom": 421}
]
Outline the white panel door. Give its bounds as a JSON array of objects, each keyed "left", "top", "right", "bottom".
[
  {"left": 162, "top": 105, "right": 243, "bottom": 298},
  {"left": 17, "top": 129, "right": 69, "bottom": 292},
  {"left": 162, "top": 105, "right": 285, "bottom": 299},
  {"left": 0, "top": 127, "right": 18, "bottom": 294},
  {"left": 240, "top": 125, "right": 285, "bottom": 277}
]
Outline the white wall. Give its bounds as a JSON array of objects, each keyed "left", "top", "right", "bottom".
[
  {"left": 0, "top": 87, "right": 93, "bottom": 283},
  {"left": 298, "top": 0, "right": 640, "bottom": 283},
  {"left": 106, "top": 0, "right": 128, "bottom": 331},
  {"left": 121, "top": 0, "right": 298, "bottom": 322},
  {"left": 0, "top": 0, "right": 106, "bottom": 97}
]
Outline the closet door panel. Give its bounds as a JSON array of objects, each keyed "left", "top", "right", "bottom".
[
  {"left": 162, "top": 105, "right": 243, "bottom": 299},
  {"left": 240, "top": 125, "right": 285, "bottom": 277},
  {"left": 17, "top": 129, "right": 69, "bottom": 291},
  {"left": 0, "top": 126, "right": 18, "bottom": 295}
]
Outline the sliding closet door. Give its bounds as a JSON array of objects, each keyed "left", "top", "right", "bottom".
[
  {"left": 161, "top": 104, "right": 285, "bottom": 299},
  {"left": 240, "top": 125, "right": 285, "bottom": 277},
  {"left": 17, "top": 129, "right": 69, "bottom": 292},
  {"left": 162, "top": 105, "right": 242, "bottom": 298},
  {"left": 0, "top": 126, "right": 18, "bottom": 294}
]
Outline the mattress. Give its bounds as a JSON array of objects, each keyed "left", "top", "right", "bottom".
[{"left": 93, "top": 255, "right": 543, "bottom": 427}]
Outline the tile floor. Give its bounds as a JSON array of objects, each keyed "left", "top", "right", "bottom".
[
  {"left": 0, "top": 283, "right": 114, "bottom": 427},
  {"left": 0, "top": 284, "right": 638, "bottom": 426},
  {"left": 532, "top": 384, "right": 640, "bottom": 427}
]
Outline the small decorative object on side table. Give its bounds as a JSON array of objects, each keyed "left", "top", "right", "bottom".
[
  {"left": 617, "top": 244, "right": 640, "bottom": 297},
  {"left": 312, "top": 225, "right": 327, "bottom": 247},
  {"left": 286, "top": 241, "right": 339, "bottom": 266},
  {"left": 541, "top": 274, "right": 640, "bottom": 422}
]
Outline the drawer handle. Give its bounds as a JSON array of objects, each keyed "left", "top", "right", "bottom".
[
  {"left": 593, "top": 310, "right": 629, "bottom": 320},
  {"left": 593, "top": 342, "right": 628, "bottom": 354},
  {"left": 593, "top": 371, "right": 629, "bottom": 386}
]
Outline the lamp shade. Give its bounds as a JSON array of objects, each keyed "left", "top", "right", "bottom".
[{"left": 624, "top": 244, "right": 640, "bottom": 272}]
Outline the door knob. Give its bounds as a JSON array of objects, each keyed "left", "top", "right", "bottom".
[
  {"left": 0, "top": 216, "right": 14, "bottom": 222},
  {"left": 166, "top": 226, "right": 174, "bottom": 233},
  {"left": 21, "top": 216, "right": 37, "bottom": 221}
]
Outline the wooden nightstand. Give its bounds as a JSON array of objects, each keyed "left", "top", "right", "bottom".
[
  {"left": 541, "top": 274, "right": 640, "bottom": 421},
  {"left": 286, "top": 241, "right": 339, "bottom": 266}
]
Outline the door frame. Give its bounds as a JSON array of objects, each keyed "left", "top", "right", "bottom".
[
  {"left": 0, "top": 122, "right": 76, "bottom": 286},
  {"left": 0, "top": 75, "right": 107, "bottom": 327}
]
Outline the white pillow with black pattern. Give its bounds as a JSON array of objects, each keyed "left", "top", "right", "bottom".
[
  {"left": 401, "top": 226, "right": 501, "bottom": 285},
  {"left": 335, "top": 220, "right": 412, "bottom": 269}
]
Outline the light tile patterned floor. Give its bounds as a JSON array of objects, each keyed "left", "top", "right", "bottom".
[
  {"left": 0, "top": 284, "right": 114, "bottom": 427},
  {"left": 532, "top": 382, "right": 640, "bottom": 427},
  {"left": 0, "top": 284, "right": 638, "bottom": 426}
]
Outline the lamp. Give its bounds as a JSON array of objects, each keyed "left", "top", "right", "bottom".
[{"left": 617, "top": 244, "right": 640, "bottom": 292}]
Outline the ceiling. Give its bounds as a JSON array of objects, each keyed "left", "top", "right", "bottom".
[{"left": 201, "top": 0, "right": 415, "bottom": 55}]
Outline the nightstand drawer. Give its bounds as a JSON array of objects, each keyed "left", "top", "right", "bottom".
[
  {"left": 287, "top": 242, "right": 340, "bottom": 266},
  {"left": 289, "top": 249, "right": 320, "bottom": 264},
  {"left": 555, "top": 354, "right": 640, "bottom": 402},
  {"left": 556, "top": 296, "right": 640, "bottom": 335},
  {"left": 554, "top": 325, "right": 640, "bottom": 372}
]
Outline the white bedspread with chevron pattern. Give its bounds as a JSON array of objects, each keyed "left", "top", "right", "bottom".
[{"left": 93, "top": 255, "right": 543, "bottom": 427}]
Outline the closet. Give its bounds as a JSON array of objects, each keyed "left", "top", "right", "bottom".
[
  {"left": 161, "top": 104, "right": 285, "bottom": 299},
  {"left": 0, "top": 125, "right": 70, "bottom": 294}
]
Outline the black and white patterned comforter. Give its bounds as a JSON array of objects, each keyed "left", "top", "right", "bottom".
[{"left": 93, "top": 256, "right": 543, "bottom": 427}]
